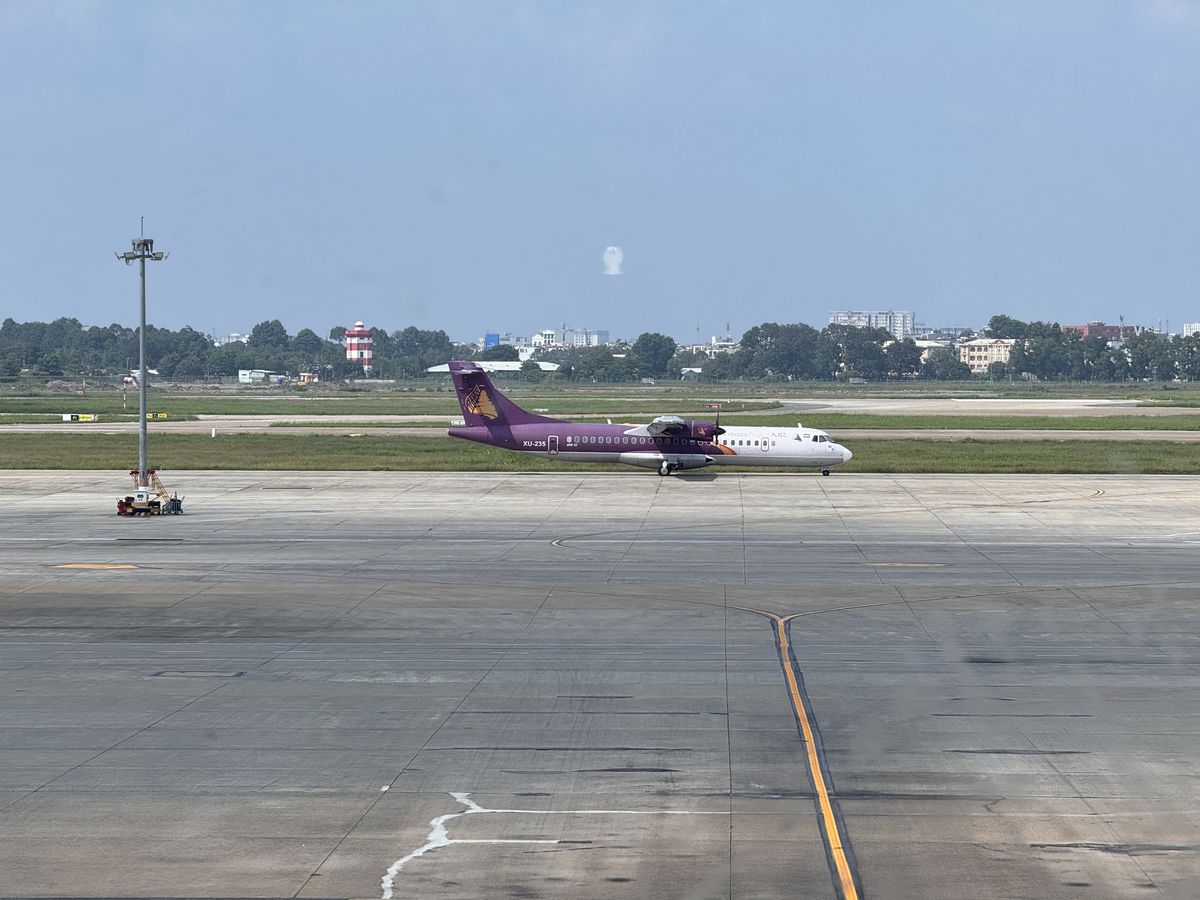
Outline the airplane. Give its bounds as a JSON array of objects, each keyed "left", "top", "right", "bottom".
[{"left": 447, "top": 361, "right": 852, "bottom": 476}]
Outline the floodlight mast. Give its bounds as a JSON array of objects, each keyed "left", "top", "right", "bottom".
[{"left": 116, "top": 228, "right": 167, "bottom": 486}]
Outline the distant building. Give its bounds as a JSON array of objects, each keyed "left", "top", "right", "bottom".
[
  {"left": 425, "top": 361, "right": 560, "bottom": 373},
  {"left": 214, "top": 332, "right": 249, "bottom": 346},
  {"left": 913, "top": 324, "right": 973, "bottom": 342},
  {"left": 343, "top": 321, "right": 373, "bottom": 374},
  {"left": 958, "top": 338, "right": 1016, "bottom": 374},
  {"left": 531, "top": 327, "right": 610, "bottom": 349},
  {"left": 679, "top": 336, "right": 739, "bottom": 355},
  {"left": 1183, "top": 323, "right": 1200, "bottom": 338},
  {"left": 1061, "top": 321, "right": 1148, "bottom": 341},
  {"left": 829, "top": 310, "right": 915, "bottom": 340},
  {"left": 481, "top": 332, "right": 530, "bottom": 350}
]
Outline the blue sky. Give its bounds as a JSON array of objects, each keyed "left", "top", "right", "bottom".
[{"left": 2, "top": 1, "right": 1199, "bottom": 342}]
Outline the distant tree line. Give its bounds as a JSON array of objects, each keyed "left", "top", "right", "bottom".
[
  {"left": 0, "top": 318, "right": 453, "bottom": 380},
  {"left": 979, "top": 315, "right": 1194, "bottom": 382},
  {"left": 2, "top": 313, "right": 1197, "bottom": 384}
]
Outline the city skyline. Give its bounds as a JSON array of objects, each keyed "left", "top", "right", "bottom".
[{"left": 3, "top": 4, "right": 1199, "bottom": 339}]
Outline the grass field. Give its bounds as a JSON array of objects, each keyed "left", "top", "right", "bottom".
[
  {"left": 0, "top": 394, "right": 773, "bottom": 418},
  {"left": 2, "top": 432, "right": 1197, "bottom": 474},
  {"left": 271, "top": 412, "right": 1200, "bottom": 432},
  {"left": 712, "top": 413, "right": 1200, "bottom": 430}
]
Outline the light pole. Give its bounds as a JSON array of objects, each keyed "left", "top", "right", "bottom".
[{"left": 116, "top": 226, "right": 167, "bottom": 486}]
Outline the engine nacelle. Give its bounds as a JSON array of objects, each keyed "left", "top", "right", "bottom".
[{"left": 685, "top": 420, "right": 723, "bottom": 441}]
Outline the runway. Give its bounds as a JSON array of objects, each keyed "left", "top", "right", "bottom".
[{"left": 0, "top": 471, "right": 1198, "bottom": 898}]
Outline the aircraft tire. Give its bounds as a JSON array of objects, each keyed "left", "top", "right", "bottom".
[{"left": 822, "top": 468, "right": 830, "bottom": 476}]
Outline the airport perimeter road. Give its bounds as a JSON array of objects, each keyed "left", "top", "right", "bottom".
[{"left": 0, "top": 472, "right": 1198, "bottom": 899}]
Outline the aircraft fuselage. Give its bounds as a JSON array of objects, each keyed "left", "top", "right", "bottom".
[{"left": 449, "top": 422, "right": 852, "bottom": 471}]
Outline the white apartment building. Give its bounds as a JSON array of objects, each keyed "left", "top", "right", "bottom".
[
  {"left": 959, "top": 338, "right": 1017, "bottom": 374},
  {"left": 1183, "top": 323, "right": 1200, "bottom": 338},
  {"left": 531, "top": 327, "right": 610, "bottom": 348},
  {"left": 829, "top": 310, "right": 915, "bottom": 340}
]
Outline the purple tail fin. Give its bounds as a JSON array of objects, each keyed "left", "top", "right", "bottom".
[{"left": 449, "top": 361, "right": 557, "bottom": 427}]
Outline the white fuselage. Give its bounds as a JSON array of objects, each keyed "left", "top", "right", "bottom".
[
  {"left": 707, "top": 426, "right": 852, "bottom": 468},
  {"left": 520, "top": 424, "right": 852, "bottom": 472}
]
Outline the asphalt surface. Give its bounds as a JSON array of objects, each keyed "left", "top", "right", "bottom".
[{"left": 1, "top": 471, "right": 1198, "bottom": 899}]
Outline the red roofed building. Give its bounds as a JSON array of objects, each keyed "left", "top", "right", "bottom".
[{"left": 1061, "top": 322, "right": 1146, "bottom": 341}]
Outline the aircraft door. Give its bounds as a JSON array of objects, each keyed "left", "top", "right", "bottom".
[{"left": 548, "top": 435, "right": 559, "bottom": 455}]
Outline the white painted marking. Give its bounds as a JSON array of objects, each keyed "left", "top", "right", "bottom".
[
  {"left": 380, "top": 792, "right": 729, "bottom": 899},
  {"left": 380, "top": 785, "right": 389, "bottom": 792}
]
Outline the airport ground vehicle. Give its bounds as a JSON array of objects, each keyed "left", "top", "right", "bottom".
[{"left": 116, "top": 470, "right": 183, "bottom": 516}]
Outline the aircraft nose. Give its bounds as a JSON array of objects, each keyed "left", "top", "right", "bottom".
[{"left": 841, "top": 446, "right": 853, "bottom": 462}]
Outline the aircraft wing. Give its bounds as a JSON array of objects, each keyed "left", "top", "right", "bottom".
[{"left": 645, "top": 415, "right": 688, "bottom": 437}]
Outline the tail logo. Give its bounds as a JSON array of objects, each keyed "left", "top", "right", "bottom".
[{"left": 465, "top": 385, "right": 498, "bottom": 420}]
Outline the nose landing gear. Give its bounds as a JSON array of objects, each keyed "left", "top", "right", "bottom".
[{"left": 821, "top": 468, "right": 830, "bottom": 476}]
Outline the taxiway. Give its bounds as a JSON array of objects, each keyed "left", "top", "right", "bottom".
[{"left": 0, "top": 471, "right": 1197, "bottom": 899}]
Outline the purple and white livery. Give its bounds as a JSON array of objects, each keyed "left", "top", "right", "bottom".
[{"left": 447, "top": 361, "right": 852, "bottom": 476}]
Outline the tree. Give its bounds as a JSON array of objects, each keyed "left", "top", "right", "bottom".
[
  {"left": 291, "top": 328, "right": 324, "bottom": 355},
  {"left": 479, "top": 344, "right": 520, "bottom": 361},
  {"left": 920, "top": 348, "right": 970, "bottom": 381},
  {"left": 630, "top": 332, "right": 678, "bottom": 378},
  {"left": 519, "top": 359, "right": 544, "bottom": 382},
  {"left": 1176, "top": 335, "right": 1200, "bottom": 382},
  {"left": 824, "top": 324, "right": 891, "bottom": 381},
  {"left": 248, "top": 319, "right": 290, "bottom": 349},
  {"left": 1124, "top": 332, "right": 1169, "bottom": 380},
  {"left": 987, "top": 315, "right": 1027, "bottom": 339},
  {"left": 739, "top": 323, "right": 835, "bottom": 379},
  {"left": 1008, "top": 340, "right": 1030, "bottom": 377},
  {"left": 885, "top": 339, "right": 922, "bottom": 377},
  {"left": 34, "top": 352, "right": 63, "bottom": 377}
]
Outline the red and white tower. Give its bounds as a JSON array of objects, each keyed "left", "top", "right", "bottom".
[{"left": 344, "top": 321, "right": 373, "bottom": 374}]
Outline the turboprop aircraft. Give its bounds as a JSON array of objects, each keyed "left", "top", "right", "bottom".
[{"left": 447, "top": 361, "right": 852, "bottom": 476}]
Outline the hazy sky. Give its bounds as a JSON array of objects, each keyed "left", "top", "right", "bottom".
[{"left": 3, "top": 1, "right": 1200, "bottom": 342}]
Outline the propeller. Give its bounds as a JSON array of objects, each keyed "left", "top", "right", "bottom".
[{"left": 707, "top": 402, "right": 725, "bottom": 438}]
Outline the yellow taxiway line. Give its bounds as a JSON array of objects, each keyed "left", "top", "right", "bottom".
[{"left": 770, "top": 613, "right": 861, "bottom": 900}]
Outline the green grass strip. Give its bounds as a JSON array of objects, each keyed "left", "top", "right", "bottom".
[
  {"left": 716, "top": 413, "right": 1200, "bottom": 430},
  {"left": 0, "top": 395, "right": 774, "bottom": 418},
  {"left": 0, "top": 433, "right": 1197, "bottom": 474}
]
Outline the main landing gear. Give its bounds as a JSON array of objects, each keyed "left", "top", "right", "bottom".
[
  {"left": 821, "top": 468, "right": 831, "bottom": 476},
  {"left": 659, "top": 461, "right": 678, "bottom": 476}
]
